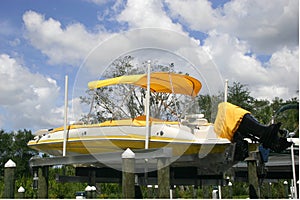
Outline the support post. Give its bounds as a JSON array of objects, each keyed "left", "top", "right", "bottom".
[
  {"left": 145, "top": 60, "right": 151, "bottom": 149},
  {"left": 38, "top": 166, "right": 49, "bottom": 199},
  {"left": 89, "top": 169, "right": 96, "bottom": 186},
  {"left": 246, "top": 152, "right": 260, "bottom": 199},
  {"left": 63, "top": 75, "right": 68, "bottom": 156},
  {"left": 284, "top": 180, "right": 289, "bottom": 198},
  {"left": 18, "top": 186, "right": 25, "bottom": 199},
  {"left": 224, "top": 79, "right": 228, "bottom": 102},
  {"left": 122, "top": 148, "right": 135, "bottom": 198},
  {"left": 85, "top": 185, "right": 92, "bottom": 199},
  {"left": 3, "top": 159, "right": 16, "bottom": 199},
  {"left": 157, "top": 158, "right": 170, "bottom": 198}
]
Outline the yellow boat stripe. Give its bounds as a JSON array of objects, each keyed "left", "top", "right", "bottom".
[{"left": 28, "top": 135, "right": 197, "bottom": 145}]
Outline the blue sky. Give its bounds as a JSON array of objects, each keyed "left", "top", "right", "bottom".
[{"left": 0, "top": 0, "right": 298, "bottom": 131}]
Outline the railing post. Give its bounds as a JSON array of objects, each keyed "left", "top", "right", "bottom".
[{"left": 3, "top": 159, "right": 16, "bottom": 199}]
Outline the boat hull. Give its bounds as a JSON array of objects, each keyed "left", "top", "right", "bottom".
[
  {"left": 28, "top": 137, "right": 230, "bottom": 156},
  {"left": 28, "top": 123, "right": 231, "bottom": 157},
  {"left": 28, "top": 123, "right": 238, "bottom": 174}
]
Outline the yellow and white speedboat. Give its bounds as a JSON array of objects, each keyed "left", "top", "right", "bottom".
[{"left": 28, "top": 72, "right": 232, "bottom": 160}]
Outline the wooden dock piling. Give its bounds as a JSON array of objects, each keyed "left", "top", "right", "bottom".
[
  {"left": 122, "top": 148, "right": 135, "bottom": 198},
  {"left": 157, "top": 158, "right": 170, "bottom": 198},
  {"left": 246, "top": 151, "right": 260, "bottom": 198},
  {"left": 38, "top": 166, "right": 49, "bottom": 198},
  {"left": 18, "top": 186, "right": 25, "bottom": 198},
  {"left": 3, "top": 159, "right": 16, "bottom": 199}
]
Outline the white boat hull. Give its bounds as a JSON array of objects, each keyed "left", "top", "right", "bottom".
[{"left": 28, "top": 123, "right": 230, "bottom": 157}]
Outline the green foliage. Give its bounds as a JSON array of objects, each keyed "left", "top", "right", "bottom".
[
  {"left": 0, "top": 129, "right": 37, "bottom": 178},
  {"left": 48, "top": 166, "right": 87, "bottom": 199},
  {"left": 272, "top": 97, "right": 299, "bottom": 136},
  {"left": 0, "top": 178, "right": 3, "bottom": 198},
  {"left": 252, "top": 99, "right": 273, "bottom": 124},
  {"left": 227, "top": 82, "right": 254, "bottom": 112},
  {"left": 15, "top": 176, "right": 36, "bottom": 198},
  {"left": 99, "top": 183, "right": 122, "bottom": 198},
  {"left": 197, "top": 94, "right": 223, "bottom": 122}
]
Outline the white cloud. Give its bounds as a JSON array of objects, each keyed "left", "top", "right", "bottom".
[
  {"left": 165, "top": 0, "right": 219, "bottom": 31},
  {"left": 21, "top": 1, "right": 299, "bottom": 103},
  {"left": 117, "top": 0, "right": 183, "bottom": 31},
  {"left": 22, "top": 10, "right": 106, "bottom": 66},
  {"left": 202, "top": 32, "right": 265, "bottom": 89},
  {"left": 0, "top": 54, "right": 63, "bottom": 130},
  {"left": 165, "top": 0, "right": 299, "bottom": 54},
  {"left": 220, "top": 0, "right": 299, "bottom": 54},
  {"left": 259, "top": 47, "right": 299, "bottom": 99},
  {"left": 202, "top": 31, "right": 298, "bottom": 100}
]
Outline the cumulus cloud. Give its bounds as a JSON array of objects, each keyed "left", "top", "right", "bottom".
[
  {"left": 202, "top": 31, "right": 298, "bottom": 100},
  {"left": 260, "top": 47, "right": 299, "bottom": 99},
  {"left": 165, "top": 0, "right": 219, "bottom": 32},
  {"left": 0, "top": 54, "right": 63, "bottom": 130},
  {"left": 20, "top": 1, "right": 298, "bottom": 102},
  {"left": 117, "top": 0, "right": 183, "bottom": 32},
  {"left": 22, "top": 10, "right": 106, "bottom": 66},
  {"left": 220, "top": 0, "right": 299, "bottom": 54},
  {"left": 165, "top": 0, "right": 299, "bottom": 54}
]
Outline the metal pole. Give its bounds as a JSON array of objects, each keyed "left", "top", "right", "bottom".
[
  {"left": 63, "top": 75, "right": 68, "bottom": 156},
  {"left": 290, "top": 137, "right": 297, "bottom": 199},
  {"left": 145, "top": 60, "right": 151, "bottom": 149},
  {"left": 224, "top": 79, "right": 228, "bottom": 102}
]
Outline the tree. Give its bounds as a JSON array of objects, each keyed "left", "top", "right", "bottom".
[
  {"left": 197, "top": 94, "right": 223, "bottom": 123},
  {"left": 198, "top": 82, "right": 257, "bottom": 123},
  {"left": 271, "top": 97, "right": 299, "bottom": 136},
  {"left": 252, "top": 99, "right": 273, "bottom": 124},
  {"left": 0, "top": 130, "right": 13, "bottom": 177},
  {"left": 0, "top": 129, "right": 37, "bottom": 178},
  {"left": 80, "top": 56, "right": 195, "bottom": 123},
  {"left": 227, "top": 82, "right": 254, "bottom": 112},
  {"left": 12, "top": 129, "right": 38, "bottom": 178}
]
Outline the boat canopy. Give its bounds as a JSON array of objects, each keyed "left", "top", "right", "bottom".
[{"left": 88, "top": 72, "right": 202, "bottom": 97}]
